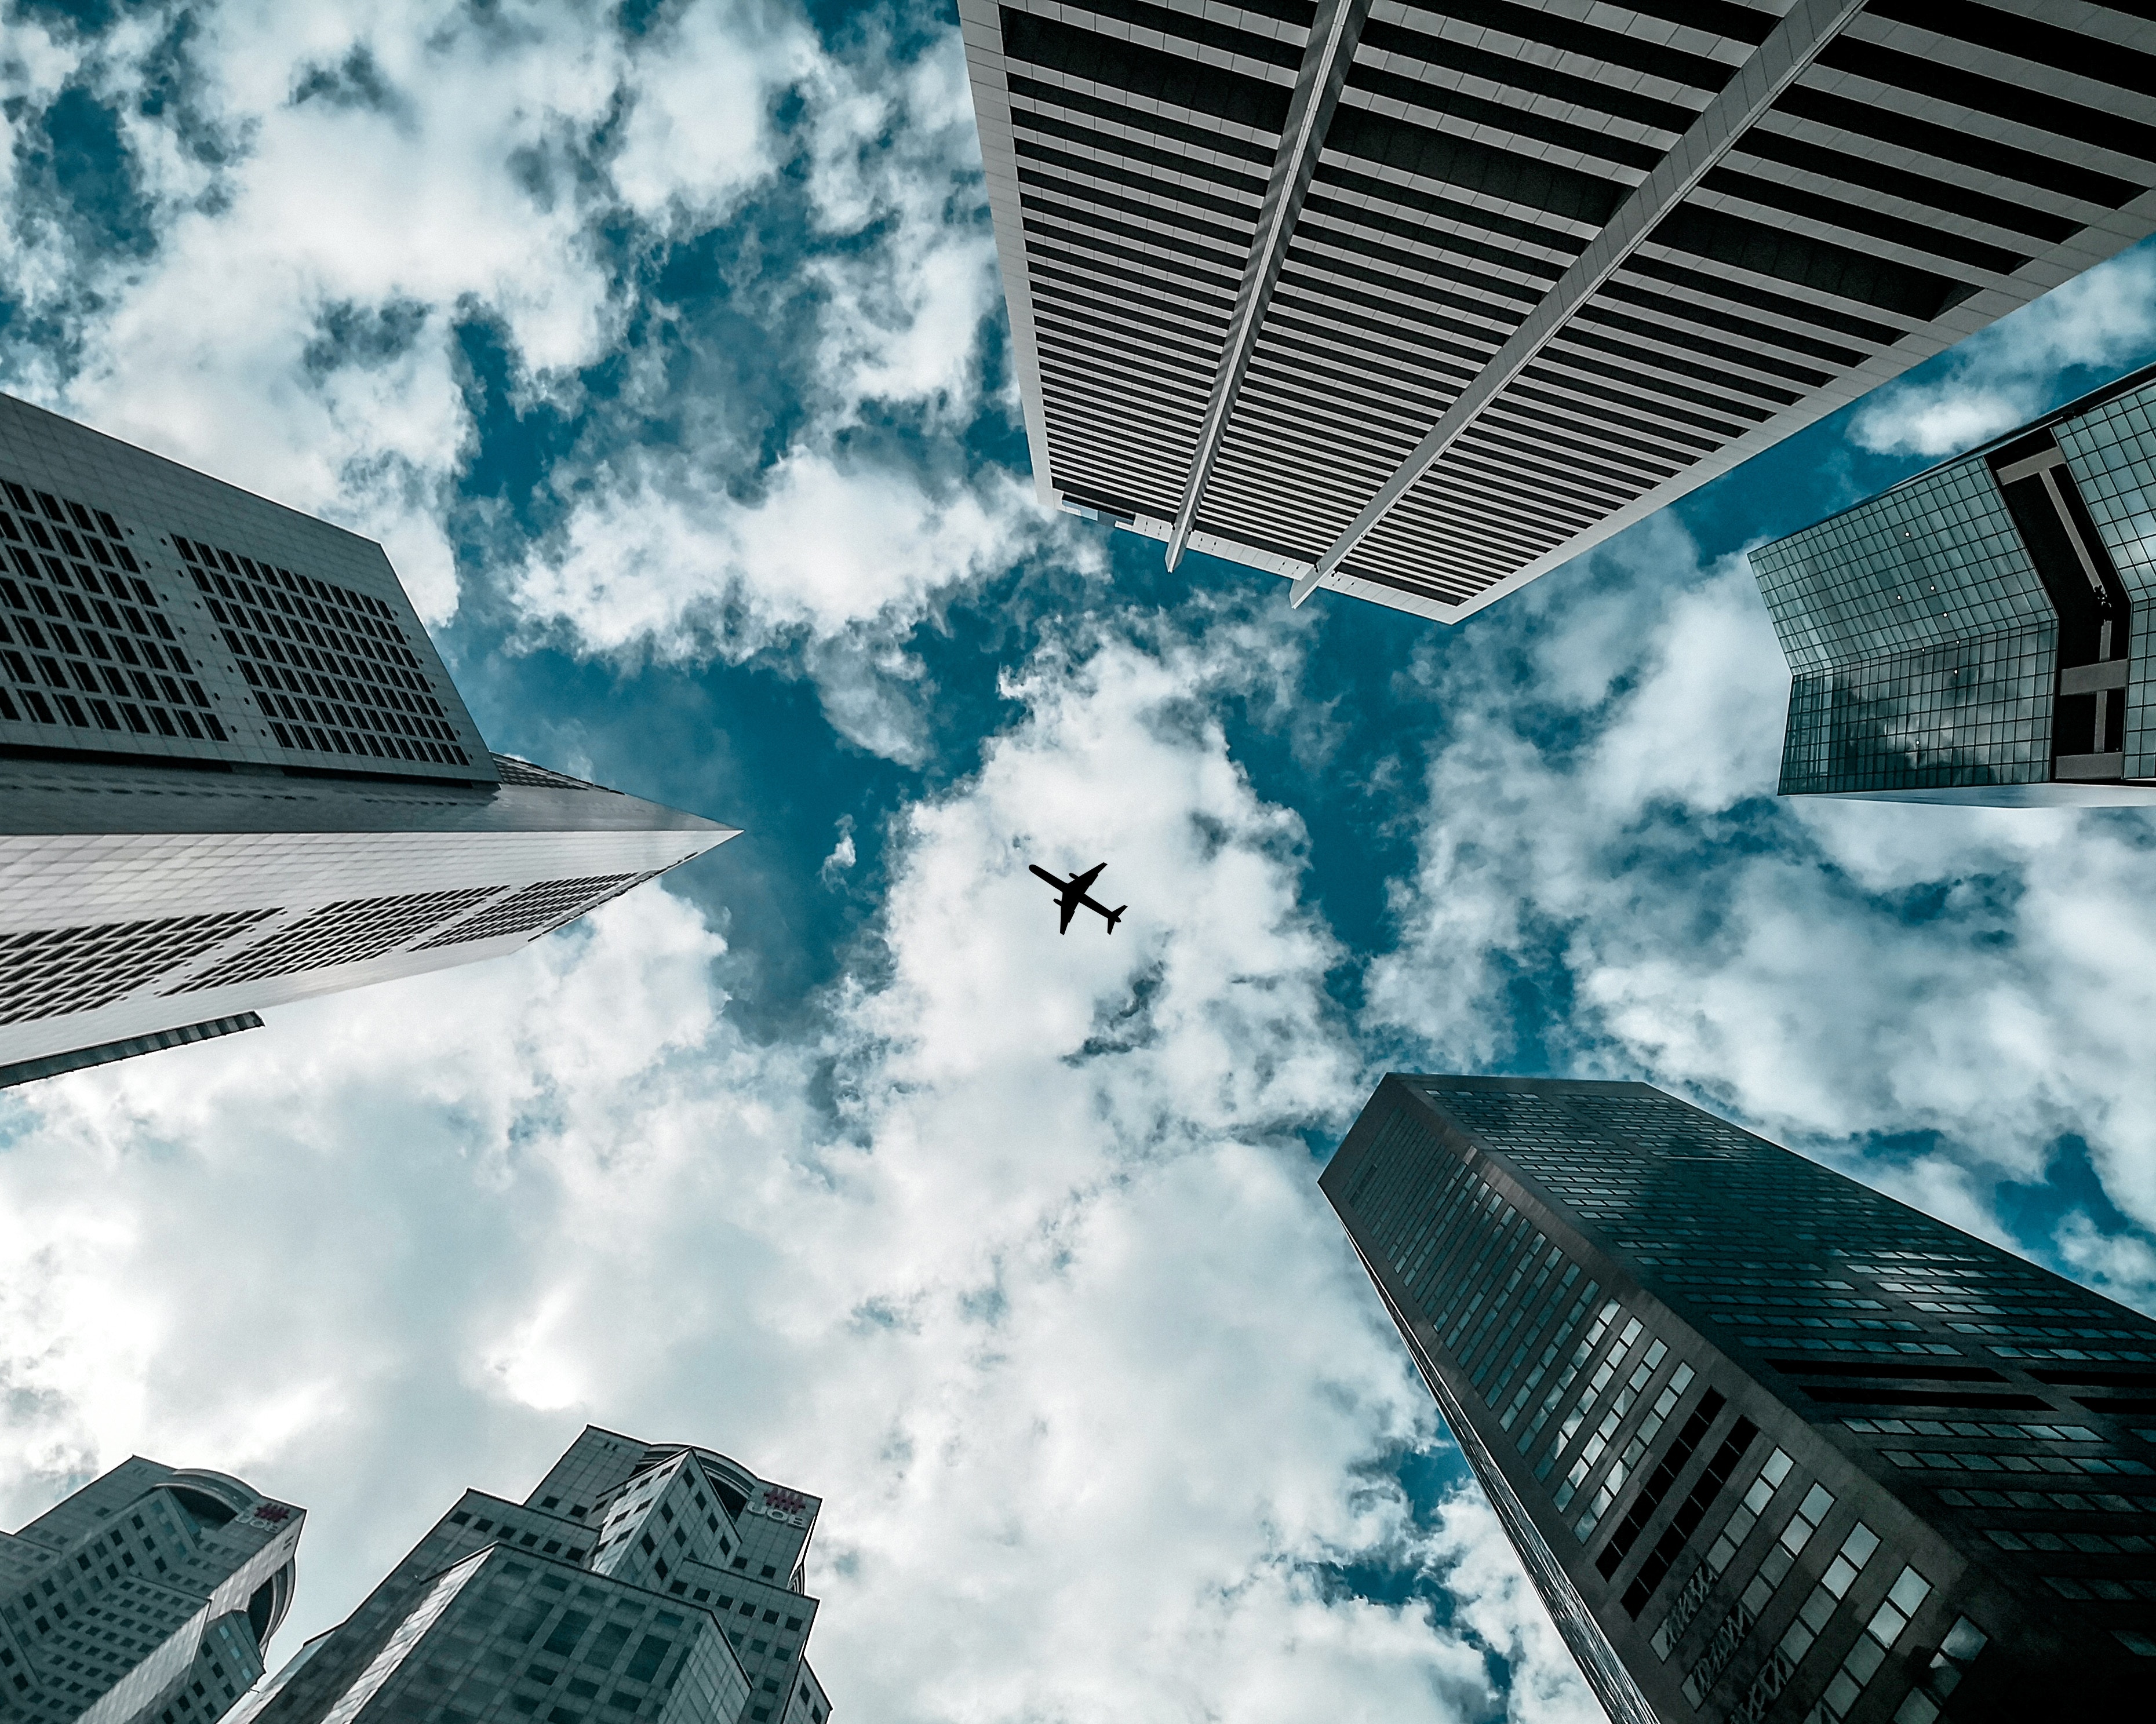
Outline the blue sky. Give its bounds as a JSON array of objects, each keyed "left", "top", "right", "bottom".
[{"left": 5, "top": 3, "right": 2156, "bottom": 1721}]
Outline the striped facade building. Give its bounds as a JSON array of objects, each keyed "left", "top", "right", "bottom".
[{"left": 960, "top": 0, "right": 2156, "bottom": 621}]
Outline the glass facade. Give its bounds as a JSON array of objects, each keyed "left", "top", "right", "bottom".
[
  {"left": 1754, "top": 366, "right": 2156, "bottom": 802},
  {"left": 1323, "top": 1076, "right": 2156, "bottom": 1722},
  {"left": 234, "top": 1430, "right": 831, "bottom": 1724}
]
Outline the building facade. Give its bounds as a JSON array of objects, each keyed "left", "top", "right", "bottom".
[
  {"left": 1323, "top": 1075, "right": 2156, "bottom": 1723},
  {"left": 0, "top": 392, "right": 737, "bottom": 1085},
  {"left": 232, "top": 1429, "right": 830, "bottom": 1724},
  {"left": 1752, "top": 363, "right": 2156, "bottom": 804},
  {"left": 0, "top": 1458, "right": 304, "bottom": 1724},
  {"left": 959, "top": 0, "right": 2156, "bottom": 621}
]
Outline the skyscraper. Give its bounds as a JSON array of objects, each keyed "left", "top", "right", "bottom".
[
  {"left": 0, "top": 392, "right": 737, "bottom": 1087},
  {"left": 1752, "top": 362, "right": 2156, "bottom": 804},
  {"left": 959, "top": 0, "right": 2156, "bottom": 620},
  {"left": 233, "top": 1428, "right": 831, "bottom": 1724},
  {"left": 0, "top": 1456, "right": 304, "bottom": 1724},
  {"left": 1323, "top": 1075, "right": 2156, "bottom": 1723}
]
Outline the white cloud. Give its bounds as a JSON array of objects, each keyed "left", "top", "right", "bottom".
[
  {"left": 1371, "top": 516, "right": 2156, "bottom": 1311},
  {"left": 1851, "top": 238, "right": 2156, "bottom": 459},
  {"left": 0, "top": 621, "right": 1574, "bottom": 1722}
]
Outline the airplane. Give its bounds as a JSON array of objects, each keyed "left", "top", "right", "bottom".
[{"left": 1029, "top": 862, "right": 1126, "bottom": 935}]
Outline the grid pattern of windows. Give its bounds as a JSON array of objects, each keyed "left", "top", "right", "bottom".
[
  {"left": 0, "top": 911, "right": 275, "bottom": 1020},
  {"left": 415, "top": 876, "right": 651, "bottom": 951},
  {"left": 490, "top": 756, "right": 618, "bottom": 793},
  {"left": 1323, "top": 1076, "right": 2156, "bottom": 1717},
  {"left": 173, "top": 537, "right": 469, "bottom": 770},
  {"left": 171, "top": 892, "right": 496, "bottom": 993},
  {"left": 0, "top": 480, "right": 224, "bottom": 745},
  {"left": 2055, "top": 376, "right": 2156, "bottom": 778},
  {"left": 968, "top": 0, "right": 2156, "bottom": 619}
]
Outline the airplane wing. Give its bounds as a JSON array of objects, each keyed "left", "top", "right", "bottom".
[
  {"left": 1059, "top": 895, "right": 1078, "bottom": 934},
  {"left": 1070, "top": 863, "right": 1105, "bottom": 893}
]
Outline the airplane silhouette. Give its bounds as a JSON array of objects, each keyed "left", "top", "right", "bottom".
[{"left": 1029, "top": 862, "right": 1126, "bottom": 934}]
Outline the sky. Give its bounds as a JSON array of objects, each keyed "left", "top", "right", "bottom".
[{"left": 3, "top": 3, "right": 2156, "bottom": 1721}]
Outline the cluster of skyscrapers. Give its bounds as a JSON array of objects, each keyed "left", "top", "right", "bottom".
[
  {"left": 0, "top": 1433, "right": 831, "bottom": 1724},
  {"left": 8, "top": 2, "right": 2156, "bottom": 1722},
  {"left": 948, "top": 0, "right": 2156, "bottom": 1716}
]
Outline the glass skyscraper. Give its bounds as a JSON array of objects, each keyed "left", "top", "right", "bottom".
[
  {"left": 959, "top": 0, "right": 2156, "bottom": 621},
  {"left": 1753, "top": 363, "right": 2156, "bottom": 804},
  {"left": 0, "top": 391, "right": 737, "bottom": 1087},
  {"left": 1323, "top": 1075, "right": 2156, "bottom": 1723},
  {"left": 231, "top": 1429, "right": 830, "bottom": 1724},
  {"left": 0, "top": 1456, "right": 304, "bottom": 1724}
]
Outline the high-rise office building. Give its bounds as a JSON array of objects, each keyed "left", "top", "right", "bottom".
[
  {"left": 960, "top": 0, "right": 2156, "bottom": 620},
  {"left": 1753, "top": 362, "right": 2156, "bottom": 804},
  {"left": 1323, "top": 1075, "right": 2156, "bottom": 1723},
  {"left": 0, "top": 392, "right": 737, "bottom": 1087},
  {"left": 234, "top": 1428, "right": 830, "bottom": 1724},
  {"left": 0, "top": 1456, "right": 304, "bottom": 1724}
]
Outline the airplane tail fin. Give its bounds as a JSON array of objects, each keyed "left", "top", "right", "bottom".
[{"left": 1106, "top": 906, "right": 1126, "bottom": 933}]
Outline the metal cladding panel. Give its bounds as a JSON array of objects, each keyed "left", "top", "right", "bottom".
[
  {"left": 0, "top": 390, "right": 493, "bottom": 779},
  {"left": 963, "top": 0, "right": 2156, "bottom": 620},
  {"left": 0, "top": 759, "right": 737, "bottom": 1067},
  {"left": 1323, "top": 1075, "right": 2156, "bottom": 1722}
]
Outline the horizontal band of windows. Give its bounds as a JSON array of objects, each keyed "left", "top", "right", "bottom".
[
  {"left": 1417, "top": 433, "right": 1637, "bottom": 516},
  {"left": 1543, "top": 325, "right": 1794, "bottom": 415},
  {"left": 1269, "top": 271, "right": 1517, "bottom": 368},
  {"left": 1027, "top": 259, "right": 1232, "bottom": 339},
  {"left": 1323, "top": 102, "right": 1627, "bottom": 228},
  {"left": 1277, "top": 256, "right": 1535, "bottom": 362},
  {"left": 1186, "top": 500, "right": 1336, "bottom": 562},
  {"left": 1006, "top": 1, "right": 1302, "bottom": 76},
  {"left": 1297, "top": 195, "right": 1568, "bottom": 299},
  {"left": 1867, "top": 0, "right": 2156, "bottom": 109},
  {"left": 1774, "top": 76, "right": 2142, "bottom": 210},
  {"left": 1033, "top": 298, "right": 1221, "bottom": 369},
  {"left": 1512, "top": 356, "right": 1747, "bottom": 442},
  {"left": 1378, "top": 458, "right": 1601, "bottom": 542},
  {"left": 1006, "top": 73, "right": 1277, "bottom": 165},
  {"left": 1036, "top": 365, "right": 1211, "bottom": 428},
  {"left": 997, "top": 8, "right": 1294, "bottom": 132},
  {"left": 1309, "top": 161, "right": 1591, "bottom": 258},
  {"left": 1572, "top": 298, "right": 1831, "bottom": 390},
  {"left": 1230, "top": 360, "right": 1446, "bottom": 440},
  {"left": 1354, "top": 515, "right": 1560, "bottom": 586},
  {"left": 1206, "top": 427, "right": 1401, "bottom": 497},
  {"left": 1033, "top": 318, "right": 1215, "bottom": 384},
  {"left": 1041, "top": 447, "right": 1189, "bottom": 507},
  {"left": 1498, "top": 378, "right": 1720, "bottom": 457},
  {"left": 1010, "top": 110, "right": 1272, "bottom": 201},
  {"left": 1045, "top": 472, "right": 1170, "bottom": 522},
  {"left": 1014, "top": 167, "right": 1257, "bottom": 254},
  {"left": 1021, "top": 213, "right": 1243, "bottom": 291},
  {"left": 1733, "top": 122, "right": 2084, "bottom": 247},
  {"left": 1259, "top": 304, "right": 1480, "bottom": 392},
  {"left": 1038, "top": 386, "right": 1205, "bottom": 447},
  {"left": 1243, "top": 326, "right": 1461, "bottom": 415},
  {"left": 1596, "top": 275, "right": 1868, "bottom": 371},
  {"left": 1227, "top": 378, "right": 1433, "bottom": 453},
  {"left": 1039, "top": 389, "right": 1205, "bottom": 450},
  {"left": 1476, "top": 402, "right": 1688, "bottom": 483},
  {"left": 1352, "top": 540, "right": 1535, "bottom": 602},
  {"left": 1292, "top": 217, "right": 1550, "bottom": 314},
  {"left": 1816, "top": 31, "right": 2156, "bottom": 174},
  {"left": 1035, "top": 338, "right": 1211, "bottom": 400},
  {"left": 1017, "top": 185, "right": 1250, "bottom": 272},
  {"left": 1652, "top": 196, "right": 1972, "bottom": 322},
  {"left": 1389, "top": 0, "right": 1753, "bottom": 90},
  {"left": 1700, "top": 164, "right": 2028, "bottom": 279},
  {"left": 1344, "top": 60, "right": 1666, "bottom": 174},
  {"left": 1374, "top": 474, "right": 1596, "bottom": 553},
  {"left": 1620, "top": 249, "right": 1905, "bottom": 346},
  {"left": 1024, "top": 239, "right": 1238, "bottom": 320},
  {"left": 1356, "top": 16, "right": 1704, "bottom": 134},
  {"left": 1339, "top": 557, "right": 1492, "bottom": 603},
  {"left": 1014, "top": 137, "right": 1264, "bottom": 224}
]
